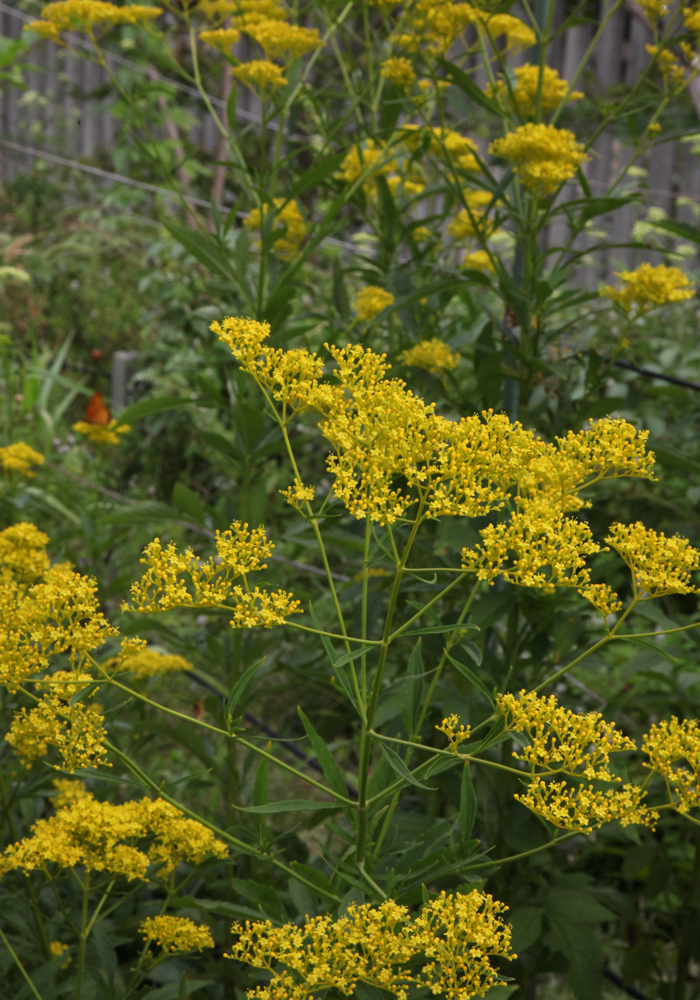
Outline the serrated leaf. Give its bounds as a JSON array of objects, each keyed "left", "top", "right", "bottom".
[{"left": 378, "top": 742, "right": 437, "bottom": 790}]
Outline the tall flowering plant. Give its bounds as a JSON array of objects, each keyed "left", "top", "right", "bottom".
[{"left": 3, "top": 0, "right": 700, "bottom": 997}]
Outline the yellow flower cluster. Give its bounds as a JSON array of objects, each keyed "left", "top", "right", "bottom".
[
  {"left": 0, "top": 522, "right": 50, "bottom": 583},
  {"left": 245, "top": 199, "right": 307, "bottom": 260},
  {"left": 0, "top": 781, "right": 228, "bottom": 881},
  {"left": 125, "top": 521, "right": 301, "bottom": 627},
  {"left": 280, "top": 478, "right": 315, "bottom": 510},
  {"left": 448, "top": 190, "right": 495, "bottom": 239},
  {"left": 390, "top": 2, "right": 533, "bottom": 57},
  {"left": 643, "top": 717, "right": 700, "bottom": 814},
  {"left": 462, "top": 500, "right": 600, "bottom": 592},
  {"left": 26, "top": 0, "right": 160, "bottom": 41},
  {"left": 0, "top": 538, "right": 117, "bottom": 694},
  {"left": 380, "top": 56, "right": 417, "bottom": 90},
  {"left": 212, "top": 319, "right": 662, "bottom": 539},
  {"left": 640, "top": 0, "right": 667, "bottom": 22},
  {"left": 244, "top": 19, "right": 322, "bottom": 59},
  {"left": 228, "top": 891, "right": 514, "bottom": 1000},
  {"left": 646, "top": 44, "right": 686, "bottom": 89},
  {"left": 140, "top": 915, "right": 215, "bottom": 954},
  {"left": 0, "top": 441, "right": 44, "bottom": 478},
  {"left": 490, "top": 124, "right": 588, "bottom": 196},
  {"left": 400, "top": 339, "right": 460, "bottom": 375},
  {"left": 601, "top": 263, "right": 695, "bottom": 315},
  {"left": 49, "top": 940, "right": 71, "bottom": 969},
  {"left": 7, "top": 670, "right": 109, "bottom": 772},
  {"left": 463, "top": 249, "right": 495, "bottom": 273},
  {"left": 488, "top": 64, "right": 583, "bottom": 118},
  {"left": 435, "top": 714, "right": 471, "bottom": 751},
  {"left": 498, "top": 690, "right": 636, "bottom": 781},
  {"left": 72, "top": 419, "right": 130, "bottom": 446},
  {"left": 685, "top": 7, "right": 700, "bottom": 34},
  {"left": 400, "top": 124, "right": 480, "bottom": 172},
  {"left": 199, "top": 27, "right": 241, "bottom": 51},
  {"left": 356, "top": 286, "right": 395, "bottom": 320},
  {"left": 606, "top": 521, "right": 700, "bottom": 598},
  {"left": 516, "top": 780, "right": 657, "bottom": 833},
  {"left": 231, "top": 59, "right": 287, "bottom": 92},
  {"left": 119, "top": 647, "right": 193, "bottom": 679},
  {"left": 203, "top": 0, "right": 321, "bottom": 92},
  {"left": 337, "top": 139, "right": 397, "bottom": 194}
]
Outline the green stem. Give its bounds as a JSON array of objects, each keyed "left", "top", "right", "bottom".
[
  {"left": 75, "top": 871, "right": 90, "bottom": 1000},
  {"left": 105, "top": 741, "right": 340, "bottom": 902},
  {"left": 95, "top": 663, "right": 355, "bottom": 806},
  {"left": 465, "top": 831, "right": 579, "bottom": 871},
  {"left": 0, "top": 924, "right": 45, "bottom": 1000}
]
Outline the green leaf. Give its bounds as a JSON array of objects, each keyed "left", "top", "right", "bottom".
[
  {"left": 378, "top": 742, "right": 437, "bottom": 791},
  {"left": 459, "top": 763, "right": 477, "bottom": 841},
  {"left": 253, "top": 755, "right": 269, "bottom": 807},
  {"left": 333, "top": 644, "right": 377, "bottom": 668},
  {"left": 508, "top": 906, "right": 542, "bottom": 952},
  {"left": 116, "top": 394, "right": 189, "bottom": 427},
  {"left": 287, "top": 152, "right": 346, "bottom": 201},
  {"left": 438, "top": 57, "right": 501, "bottom": 115},
  {"left": 235, "top": 799, "right": 339, "bottom": 814},
  {"left": 651, "top": 217, "right": 700, "bottom": 246},
  {"left": 298, "top": 707, "right": 349, "bottom": 801},
  {"left": 444, "top": 650, "right": 494, "bottom": 704},
  {"left": 163, "top": 218, "right": 240, "bottom": 286},
  {"left": 227, "top": 661, "right": 261, "bottom": 720},
  {"left": 400, "top": 623, "right": 478, "bottom": 638},
  {"left": 172, "top": 482, "right": 206, "bottom": 523},
  {"left": 617, "top": 635, "right": 678, "bottom": 664},
  {"left": 140, "top": 980, "right": 214, "bottom": 1000}
]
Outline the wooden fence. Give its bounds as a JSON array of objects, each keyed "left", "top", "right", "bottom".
[{"left": 2, "top": 1, "right": 700, "bottom": 281}]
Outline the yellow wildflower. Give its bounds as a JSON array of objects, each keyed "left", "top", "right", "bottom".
[
  {"left": 490, "top": 124, "right": 588, "bottom": 196},
  {"left": 280, "top": 479, "right": 315, "bottom": 510},
  {"left": 516, "top": 779, "right": 657, "bottom": 832},
  {"left": 381, "top": 56, "right": 417, "bottom": 90},
  {"left": 639, "top": 0, "right": 667, "bottom": 23},
  {"left": 140, "top": 915, "right": 215, "bottom": 954},
  {"left": 400, "top": 125, "right": 480, "bottom": 171},
  {"left": 606, "top": 521, "right": 700, "bottom": 598},
  {"left": 461, "top": 499, "right": 600, "bottom": 592},
  {"left": 26, "top": 0, "right": 160, "bottom": 40},
  {"left": 393, "top": 0, "right": 479, "bottom": 55},
  {"left": 0, "top": 522, "right": 50, "bottom": 584},
  {"left": 228, "top": 891, "right": 514, "bottom": 999},
  {"left": 119, "top": 647, "right": 193, "bottom": 679},
  {"left": 498, "top": 689, "right": 636, "bottom": 781},
  {"left": 463, "top": 249, "right": 495, "bottom": 273},
  {"left": 481, "top": 12, "right": 536, "bottom": 50},
  {"left": 124, "top": 522, "right": 301, "bottom": 627},
  {"left": 578, "top": 582, "right": 623, "bottom": 618},
  {"left": 448, "top": 190, "right": 495, "bottom": 239},
  {"left": 199, "top": 27, "right": 241, "bottom": 51},
  {"left": 212, "top": 317, "right": 325, "bottom": 411},
  {"left": 199, "top": 0, "right": 288, "bottom": 23},
  {"left": 643, "top": 717, "right": 700, "bottom": 814},
  {"left": 231, "top": 59, "right": 287, "bottom": 93},
  {"left": 369, "top": 0, "right": 397, "bottom": 12},
  {"left": 685, "top": 8, "right": 700, "bottom": 34},
  {"left": 601, "top": 263, "right": 695, "bottom": 315},
  {"left": 355, "top": 286, "right": 395, "bottom": 321},
  {"left": 488, "top": 64, "right": 583, "bottom": 118},
  {"left": 435, "top": 714, "right": 471, "bottom": 751},
  {"left": 72, "top": 419, "right": 130, "bottom": 446},
  {"left": 0, "top": 441, "right": 44, "bottom": 478},
  {"left": 400, "top": 339, "right": 460, "bottom": 375},
  {"left": 49, "top": 940, "right": 71, "bottom": 969},
  {"left": 0, "top": 785, "right": 227, "bottom": 882},
  {"left": 337, "top": 139, "right": 396, "bottom": 193},
  {"left": 244, "top": 19, "right": 322, "bottom": 59},
  {"left": 6, "top": 670, "right": 109, "bottom": 772},
  {"left": 245, "top": 199, "right": 306, "bottom": 260},
  {"left": 0, "top": 558, "right": 118, "bottom": 693},
  {"left": 646, "top": 44, "right": 686, "bottom": 88}
]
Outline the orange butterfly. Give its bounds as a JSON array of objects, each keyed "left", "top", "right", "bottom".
[{"left": 85, "top": 392, "right": 111, "bottom": 425}]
